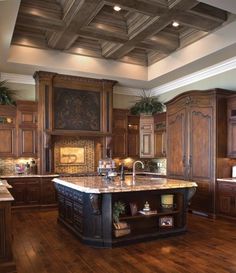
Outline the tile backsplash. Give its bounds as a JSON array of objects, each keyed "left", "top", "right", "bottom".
[{"left": 0, "top": 157, "right": 37, "bottom": 175}]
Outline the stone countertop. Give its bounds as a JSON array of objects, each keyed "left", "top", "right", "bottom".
[
  {"left": 217, "top": 178, "right": 236, "bottom": 183},
  {"left": 53, "top": 176, "right": 197, "bottom": 194},
  {"left": 0, "top": 174, "right": 60, "bottom": 179},
  {"left": 0, "top": 180, "right": 14, "bottom": 202}
]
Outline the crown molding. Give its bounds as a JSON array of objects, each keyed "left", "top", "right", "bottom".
[
  {"left": 0, "top": 72, "right": 35, "bottom": 84},
  {"left": 113, "top": 85, "right": 141, "bottom": 96},
  {"left": 150, "top": 56, "right": 236, "bottom": 95}
]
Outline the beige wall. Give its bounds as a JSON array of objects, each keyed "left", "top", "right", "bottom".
[
  {"left": 7, "top": 82, "right": 139, "bottom": 110},
  {"left": 8, "top": 82, "right": 35, "bottom": 101}
]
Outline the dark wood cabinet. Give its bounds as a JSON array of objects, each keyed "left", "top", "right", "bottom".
[
  {"left": 112, "top": 109, "right": 140, "bottom": 158},
  {"left": 8, "top": 178, "right": 40, "bottom": 206},
  {"left": 7, "top": 176, "right": 57, "bottom": 208},
  {"left": 154, "top": 112, "right": 166, "bottom": 158},
  {"left": 41, "top": 177, "right": 57, "bottom": 205},
  {"left": 227, "top": 96, "right": 236, "bottom": 158},
  {"left": 166, "top": 90, "right": 232, "bottom": 216},
  {"left": 217, "top": 181, "right": 236, "bottom": 217},
  {"left": 17, "top": 101, "right": 38, "bottom": 157},
  {"left": 112, "top": 109, "right": 128, "bottom": 157},
  {"left": 0, "top": 105, "right": 16, "bottom": 157},
  {"left": 127, "top": 115, "right": 139, "bottom": 157},
  {"left": 0, "top": 200, "right": 16, "bottom": 273}
]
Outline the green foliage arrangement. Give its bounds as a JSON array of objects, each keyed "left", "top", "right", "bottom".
[
  {"left": 0, "top": 80, "right": 16, "bottom": 105},
  {"left": 113, "top": 201, "right": 125, "bottom": 223},
  {"left": 130, "top": 89, "right": 164, "bottom": 115}
]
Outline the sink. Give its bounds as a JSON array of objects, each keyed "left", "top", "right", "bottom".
[{"left": 135, "top": 176, "right": 163, "bottom": 182}]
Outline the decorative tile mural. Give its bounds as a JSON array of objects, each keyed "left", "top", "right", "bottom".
[{"left": 54, "top": 136, "right": 95, "bottom": 174}]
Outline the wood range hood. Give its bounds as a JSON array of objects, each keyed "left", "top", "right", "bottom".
[{"left": 34, "top": 71, "right": 116, "bottom": 174}]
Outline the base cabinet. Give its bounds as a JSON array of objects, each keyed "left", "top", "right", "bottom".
[
  {"left": 7, "top": 176, "right": 57, "bottom": 208},
  {"left": 217, "top": 181, "right": 236, "bottom": 218}
]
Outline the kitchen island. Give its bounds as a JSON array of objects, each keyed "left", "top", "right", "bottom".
[{"left": 53, "top": 176, "right": 197, "bottom": 247}]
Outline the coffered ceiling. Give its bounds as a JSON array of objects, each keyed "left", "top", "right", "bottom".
[
  {"left": 1, "top": 0, "right": 236, "bottom": 94},
  {"left": 11, "top": 0, "right": 231, "bottom": 66}
]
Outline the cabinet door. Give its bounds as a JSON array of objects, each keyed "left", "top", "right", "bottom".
[
  {"left": 227, "top": 97, "right": 236, "bottom": 157},
  {"left": 112, "top": 109, "right": 128, "bottom": 157},
  {"left": 128, "top": 116, "right": 139, "bottom": 157},
  {"left": 154, "top": 130, "right": 166, "bottom": 157},
  {"left": 41, "top": 178, "right": 57, "bottom": 205},
  {"left": 167, "top": 108, "right": 187, "bottom": 179},
  {"left": 188, "top": 107, "right": 213, "bottom": 213},
  {"left": 0, "top": 127, "right": 16, "bottom": 157},
  {"left": 8, "top": 180, "right": 26, "bottom": 206},
  {"left": 228, "top": 121, "right": 236, "bottom": 157},
  {"left": 18, "top": 128, "right": 37, "bottom": 157},
  {"left": 26, "top": 179, "right": 41, "bottom": 205},
  {"left": 140, "top": 115, "right": 154, "bottom": 158},
  {"left": 189, "top": 107, "right": 213, "bottom": 182}
]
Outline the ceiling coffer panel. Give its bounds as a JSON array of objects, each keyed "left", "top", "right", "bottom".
[{"left": 11, "top": 0, "right": 233, "bottom": 66}]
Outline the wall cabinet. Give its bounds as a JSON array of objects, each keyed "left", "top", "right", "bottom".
[
  {"left": 217, "top": 181, "right": 236, "bottom": 218},
  {"left": 112, "top": 109, "right": 139, "bottom": 158},
  {"left": 17, "top": 101, "right": 38, "bottom": 157},
  {"left": 0, "top": 101, "right": 38, "bottom": 158},
  {"left": 140, "top": 115, "right": 154, "bottom": 158},
  {"left": 127, "top": 115, "right": 139, "bottom": 157},
  {"left": 0, "top": 105, "right": 16, "bottom": 157},
  {"left": 227, "top": 95, "right": 236, "bottom": 158},
  {"left": 154, "top": 112, "right": 166, "bottom": 158},
  {"left": 166, "top": 90, "right": 232, "bottom": 216},
  {"left": 7, "top": 176, "right": 57, "bottom": 208},
  {"left": 112, "top": 109, "right": 128, "bottom": 157}
]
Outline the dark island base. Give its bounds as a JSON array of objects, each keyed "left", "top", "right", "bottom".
[
  {"left": 58, "top": 216, "right": 187, "bottom": 248},
  {"left": 55, "top": 183, "right": 195, "bottom": 248}
]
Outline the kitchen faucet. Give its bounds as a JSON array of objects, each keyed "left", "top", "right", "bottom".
[{"left": 132, "top": 160, "right": 144, "bottom": 183}]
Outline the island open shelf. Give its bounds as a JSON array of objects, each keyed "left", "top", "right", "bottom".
[{"left": 53, "top": 176, "right": 197, "bottom": 248}]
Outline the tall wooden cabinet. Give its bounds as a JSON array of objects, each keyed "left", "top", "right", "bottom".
[{"left": 166, "top": 90, "right": 232, "bottom": 216}]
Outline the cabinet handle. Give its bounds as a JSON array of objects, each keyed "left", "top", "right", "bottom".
[
  {"left": 189, "top": 155, "right": 192, "bottom": 168},
  {"left": 182, "top": 155, "right": 186, "bottom": 167}
]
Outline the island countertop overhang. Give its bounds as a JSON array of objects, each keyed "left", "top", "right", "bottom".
[{"left": 53, "top": 176, "right": 197, "bottom": 194}]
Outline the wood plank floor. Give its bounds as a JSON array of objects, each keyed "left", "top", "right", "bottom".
[{"left": 11, "top": 209, "right": 236, "bottom": 273}]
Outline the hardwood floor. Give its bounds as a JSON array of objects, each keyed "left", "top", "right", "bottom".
[{"left": 11, "top": 209, "right": 236, "bottom": 273}]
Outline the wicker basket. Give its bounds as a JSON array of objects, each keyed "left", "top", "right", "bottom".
[{"left": 113, "top": 222, "right": 131, "bottom": 237}]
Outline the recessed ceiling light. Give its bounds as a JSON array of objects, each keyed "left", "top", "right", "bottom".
[
  {"left": 172, "top": 21, "right": 180, "bottom": 27},
  {"left": 113, "top": 5, "right": 121, "bottom": 12}
]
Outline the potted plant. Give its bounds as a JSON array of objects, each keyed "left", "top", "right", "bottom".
[
  {"left": 0, "top": 80, "right": 16, "bottom": 105},
  {"left": 113, "top": 201, "right": 130, "bottom": 237},
  {"left": 130, "top": 89, "right": 164, "bottom": 115}
]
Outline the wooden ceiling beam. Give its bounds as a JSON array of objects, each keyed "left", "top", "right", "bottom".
[
  {"left": 79, "top": 27, "right": 128, "bottom": 43},
  {"left": 47, "top": 0, "right": 103, "bottom": 50}
]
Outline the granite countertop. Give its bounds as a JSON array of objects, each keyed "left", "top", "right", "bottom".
[
  {"left": 0, "top": 174, "right": 60, "bottom": 179},
  {"left": 217, "top": 178, "right": 236, "bottom": 183},
  {"left": 0, "top": 180, "right": 14, "bottom": 202},
  {"left": 53, "top": 175, "right": 197, "bottom": 194}
]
